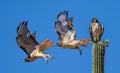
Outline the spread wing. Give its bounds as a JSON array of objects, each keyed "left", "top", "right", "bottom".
[
  {"left": 55, "top": 11, "right": 76, "bottom": 41},
  {"left": 39, "top": 40, "right": 52, "bottom": 51},
  {"left": 16, "top": 21, "right": 39, "bottom": 57}
]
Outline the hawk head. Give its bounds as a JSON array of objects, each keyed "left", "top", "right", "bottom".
[{"left": 91, "top": 18, "right": 98, "bottom": 23}]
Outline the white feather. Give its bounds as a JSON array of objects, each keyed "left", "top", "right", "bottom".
[{"left": 92, "top": 23, "right": 99, "bottom": 32}]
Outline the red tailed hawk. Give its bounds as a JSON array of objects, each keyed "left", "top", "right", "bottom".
[
  {"left": 16, "top": 21, "right": 53, "bottom": 63},
  {"left": 89, "top": 18, "right": 104, "bottom": 42},
  {"left": 55, "top": 11, "right": 90, "bottom": 55}
]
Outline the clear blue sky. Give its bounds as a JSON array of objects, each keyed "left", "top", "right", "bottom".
[{"left": 0, "top": 0, "right": 119, "bottom": 73}]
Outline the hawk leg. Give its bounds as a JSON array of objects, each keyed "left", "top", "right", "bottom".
[{"left": 76, "top": 47, "right": 82, "bottom": 55}]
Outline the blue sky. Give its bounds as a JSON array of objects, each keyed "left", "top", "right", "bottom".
[{"left": 0, "top": 0, "right": 120, "bottom": 73}]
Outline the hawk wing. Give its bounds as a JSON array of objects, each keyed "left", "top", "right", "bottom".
[
  {"left": 16, "top": 21, "right": 39, "bottom": 57},
  {"left": 100, "top": 24, "right": 104, "bottom": 37},
  {"left": 89, "top": 24, "right": 93, "bottom": 38},
  {"left": 63, "top": 30, "right": 76, "bottom": 41},
  {"left": 55, "top": 11, "right": 76, "bottom": 41}
]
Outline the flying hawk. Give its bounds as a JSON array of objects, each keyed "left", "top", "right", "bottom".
[
  {"left": 55, "top": 11, "right": 90, "bottom": 55},
  {"left": 89, "top": 18, "right": 104, "bottom": 42},
  {"left": 16, "top": 21, "right": 53, "bottom": 63}
]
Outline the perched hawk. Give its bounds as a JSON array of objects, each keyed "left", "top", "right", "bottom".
[
  {"left": 16, "top": 21, "right": 53, "bottom": 63},
  {"left": 89, "top": 18, "right": 104, "bottom": 42},
  {"left": 55, "top": 11, "right": 90, "bottom": 55}
]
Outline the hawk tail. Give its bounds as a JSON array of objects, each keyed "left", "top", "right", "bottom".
[
  {"left": 39, "top": 40, "right": 53, "bottom": 51},
  {"left": 79, "top": 38, "right": 90, "bottom": 47}
]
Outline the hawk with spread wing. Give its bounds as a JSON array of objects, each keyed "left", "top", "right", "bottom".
[
  {"left": 16, "top": 21, "right": 53, "bottom": 63},
  {"left": 89, "top": 18, "right": 104, "bottom": 42},
  {"left": 55, "top": 11, "right": 90, "bottom": 55}
]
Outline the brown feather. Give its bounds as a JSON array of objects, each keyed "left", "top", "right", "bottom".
[
  {"left": 79, "top": 38, "right": 90, "bottom": 47},
  {"left": 39, "top": 40, "right": 53, "bottom": 51}
]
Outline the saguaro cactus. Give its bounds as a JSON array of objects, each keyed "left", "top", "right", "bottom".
[{"left": 92, "top": 40, "right": 109, "bottom": 73}]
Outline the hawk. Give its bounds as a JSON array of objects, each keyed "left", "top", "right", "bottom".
[
  {"left": 16, "top": 21, "right": 53, "bottom": 63},
  {"left": 55, "top": 11, "right": 90, "bottom": 55},
  {"left": 89, "top": 18, "right": 104, "bottom": 42}
]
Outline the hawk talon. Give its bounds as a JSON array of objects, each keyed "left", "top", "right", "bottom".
[
  {"left": 47, "top": 54, "right": 54, "bottom": 60},
  {"left": 48, "top": 55, "right": 54, "bottom": 60},
  {"left": 80, "top": 50, "right": 82, "bottom": 55},
  {"left": 46, "top": 59, "right": 48, "bottom": 64}
]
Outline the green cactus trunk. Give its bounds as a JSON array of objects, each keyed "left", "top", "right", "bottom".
[{"left": 92, "top": 41, "right": 106, "bottom": 73}]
